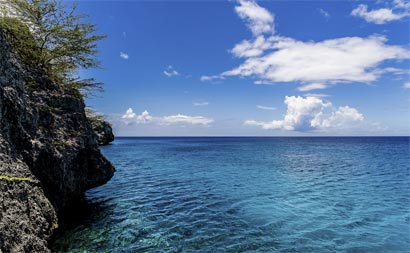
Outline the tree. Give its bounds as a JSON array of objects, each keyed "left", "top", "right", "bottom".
[{"left": 0, "top": 0, "right": 105, "bottom": 95}]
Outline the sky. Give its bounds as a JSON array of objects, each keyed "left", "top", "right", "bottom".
[{"left": 77, "top": 0, "right": 410, "bottom": 136}]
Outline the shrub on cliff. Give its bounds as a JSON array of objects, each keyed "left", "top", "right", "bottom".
[
  {"left": 0, "top": 0, "right": 105, "bottom": 96},
  {"left": 0, "top": 17, "right": 41, "bottom": 68}
]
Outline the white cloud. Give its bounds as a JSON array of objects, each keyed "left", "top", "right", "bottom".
[
  {"left": 203, "top": 35, "right": 409, "bottom": 87},
  {"left": 245, "top": 96, "right": 364, "bottom": 132},
  {"left": 254, "top": 80, "right": 273, "bottom": 85},
  {"left": 298, "top": 83, "right": 327, "bottom": 92},
  {"left": 200, "top": 75, "right": 222, "bottom": 82},
  {"left": 193, "top": 102, "right": 209, "bottom": 106},
  {"left": 403, "top": 82, "right": 410, "bottom": 89},
  {"left": 351, "top": 1, "right": 410, "bottom": 24},
  {"left": 244, "top": 119, "right": 282, "bottom": 130},
  {"left": 163, "top": 65, "right": 179, "bottom": 77},
  {"left": 304, "top": 93, "right": 330, "bottom": 98},
  {"left": 122, "top": 108, "right": 136, "bottom": 119},
  {"left": 162, "top": 114, "right": 214, "bottom": 125},
  {"left": 231, "top": 35, "right": 272, "bottom": 58},
  {"left": 351, "top": 4, "right": 405, "bottom": 24},
  {"left": 224, "top": 35, "right": 408, "bottom": 84},
  {"left": 382, "top": 67, "right": 409, "bottom": 75},
  {"left": 235, "top": 0, "right": 275, "bottom": 36},
  {"left": 200, "top": 76, "right": 212, "bottom": 81},
  {"left": 256, "top": 105, "right": 276, "bottom": 110},
  {"left": 201, "top": 1, "right": 409, "bottom": 88},
  {"left": 319, "top": 8, "right": 330, "bottom": 18},
  {"left": 121, "top": 108, "right": 213, "bottom": 126},
  {"left": 320, "top": 106, "right": 364, "bottom": 129},
  {"left": 136, "top": 110, "right": 153, "bottom": 124},
  {"left": 120, "top": 52, "right": 129, "bottom": 59},
  {"left": 394, "top": 0, "right": 410, "bottom": 10}
]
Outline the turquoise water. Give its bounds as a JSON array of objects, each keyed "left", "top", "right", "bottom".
[{"left": 52, "top": 137, "right": 410, "bottom": 252}]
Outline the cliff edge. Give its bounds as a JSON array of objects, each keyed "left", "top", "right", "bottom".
[
  {"left": 90, "top": 119, "right": 115, "bottom": 146},
  {"left": 0, "top": 27, "right": 115, "bottom": 252}
]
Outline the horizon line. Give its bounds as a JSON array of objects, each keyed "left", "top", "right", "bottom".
[{"left": 114, "top": 135, "right": 410, "bottom": 138}]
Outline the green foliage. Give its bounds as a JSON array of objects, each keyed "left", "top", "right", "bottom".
[
  {"left": 0, "top": 0, "right": 106, "bottom": 96},
  {"left": 66, "top": 77, "right": 104, "bottom": 97},
  {"left": 0, "top": 17, "right": 41, "bottom": 67}
]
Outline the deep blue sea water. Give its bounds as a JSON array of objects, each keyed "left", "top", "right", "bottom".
[{"left": 52, "top": 137, "right": 410, "bottom": 253}]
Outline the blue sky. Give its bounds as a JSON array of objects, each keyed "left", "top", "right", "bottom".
[{"left": 78, "top": 0, "right": 410, "bottom": 136}]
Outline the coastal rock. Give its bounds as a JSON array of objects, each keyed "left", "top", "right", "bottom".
[
  {"left": 91, "top": 120, "right": 114, "bottom": 146},
  {"left": 0, "top": 28, "right": 115, "bottom": 252}
]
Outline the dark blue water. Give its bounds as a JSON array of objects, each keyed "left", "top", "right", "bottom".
[{"left": 52, "top": 137, "right": 410, "bottom": 253}]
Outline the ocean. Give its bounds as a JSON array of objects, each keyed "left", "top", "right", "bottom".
[{"left": 51, "top": 137, "right": 410, "bottom": 252}]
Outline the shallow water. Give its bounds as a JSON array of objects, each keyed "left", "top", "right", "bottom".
[{"left": 52, "top": 137, "right": 410, "bottom": 252}]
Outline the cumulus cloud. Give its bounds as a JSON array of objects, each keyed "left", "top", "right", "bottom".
[
  {"left": 201, "top": 0, "right": 409, "bottom": 89},
  {"left": 193, "top": 102, "right": 209, "bottom": 106},
  {"left": 256, "top": 105, "right": 276, "bottom": 110},
  {"left": 163, "top": 65, "right": 179, "bottom": 77},
  {"left": 120, "top": 52, "right": 129, "bottom": 59},
  {"left": 122, "top": 108, "right": 136, "bottom": 119},
  {"left": 245, "top": 96, "right": 364, "bottom": 132},
  {"left": 235, "top": 0, "right": 275, "bottom": 36},
  {"left": 320, "top": 106, "right": 364, "bottom": 129},
  {"left": 351, "top": 0, "right": 410, "bottom": 24},
  {"left": 136, "top": 110, "right": 153, "bottom": 124},
  {"left": 121, "top": 108, "right": 213, "bottom": 126},
  {"left": 403, "top": 82, "right": 410, "bottom": 89}
]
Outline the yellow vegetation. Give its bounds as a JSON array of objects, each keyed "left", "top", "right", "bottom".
[{"left": 0, "top": 175, "right": 31, "bottom": 182}]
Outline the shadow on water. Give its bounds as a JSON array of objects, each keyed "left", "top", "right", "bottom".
[{"left": 49, "top": 195, "right": 115, "bottom": 251}]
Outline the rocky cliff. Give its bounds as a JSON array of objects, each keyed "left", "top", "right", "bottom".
[
  {"left": 91, "top": 120, "right": 115, "bottom": 146},
  {"left": 0, "top": 27, "right": 115, "bottom": 252}
]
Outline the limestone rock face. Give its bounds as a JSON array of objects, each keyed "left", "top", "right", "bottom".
[
  {"left": 0, "top": 28, "right": 115, "bottom": 252},
  {"left": 91, "top": 120, "right": 115, "bottom": 146}
]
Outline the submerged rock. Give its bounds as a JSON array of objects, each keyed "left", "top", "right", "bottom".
[{"left": 0, "top": 28, "right": 115, "bottom": 252}]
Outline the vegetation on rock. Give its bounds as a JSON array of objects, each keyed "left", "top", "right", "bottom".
[
  {"left": 0, "top": 175, "right": 31, "bottom": 182},
  {"left": 0, "top": 0, "right": 105, "bottom": 97}
]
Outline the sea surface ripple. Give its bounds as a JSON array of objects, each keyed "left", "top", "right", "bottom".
[{"left": 51, "top": 137, "right": 410, "bottom": 253}]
